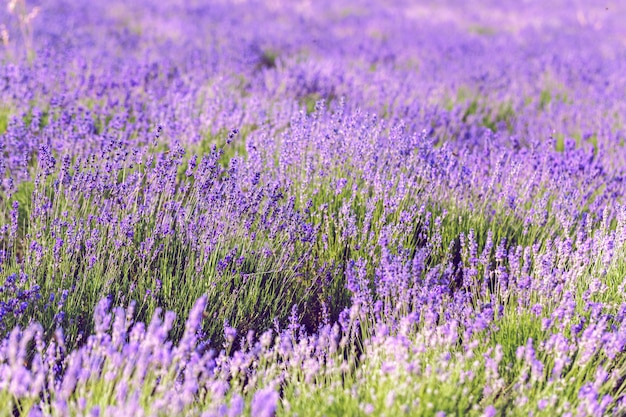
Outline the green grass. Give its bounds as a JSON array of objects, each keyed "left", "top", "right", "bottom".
[{"left": 0, "top": 106, "right": 11, "bottom": 134}]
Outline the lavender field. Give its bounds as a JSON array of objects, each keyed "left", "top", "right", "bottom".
[{"left": 2, "top": 0, "right": 626, "bottom": 416}]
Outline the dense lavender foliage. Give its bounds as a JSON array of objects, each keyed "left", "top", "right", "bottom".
[{"left": 2, "top": 0, "right": 626, "bottom": 415}]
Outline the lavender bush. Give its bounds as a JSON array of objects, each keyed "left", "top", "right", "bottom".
[{"left": 2, "top": 0, "right": 626, "bottom": 415}]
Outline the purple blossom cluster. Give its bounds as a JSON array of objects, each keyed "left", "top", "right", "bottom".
[
  {"left": 0, "top": 273, "right": 39, "bottom": 330},
  {"left": 1, "top": 0, "right": 626, "bottom": 415}
]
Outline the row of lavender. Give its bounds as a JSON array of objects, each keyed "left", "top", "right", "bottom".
[{"left": 2, "top": 0, "right": 626, "bottom": 415}]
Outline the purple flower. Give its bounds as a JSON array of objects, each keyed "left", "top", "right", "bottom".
[
  {"left": 228, "top": 394, "right": 244, "bottom": 417},
  {"left": 483, "top": 405, "right": 497, "bottom": 417},
  {"left": 250, "top": 387, "right": 279, "bottom": 417}
]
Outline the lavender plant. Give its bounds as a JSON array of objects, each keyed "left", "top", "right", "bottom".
[{"left": 1, "top": 0, "right": 626, "bottom": 415}]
